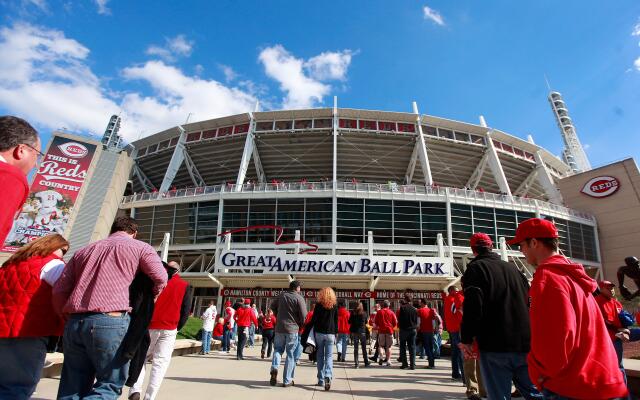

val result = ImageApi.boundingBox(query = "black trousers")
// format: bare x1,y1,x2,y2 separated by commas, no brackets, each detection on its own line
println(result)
351,332,368,366
399,329,416,367
237,326,248,359
261,329,274,357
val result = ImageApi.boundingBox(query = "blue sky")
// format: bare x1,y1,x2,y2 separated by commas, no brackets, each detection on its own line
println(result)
0,0,639,168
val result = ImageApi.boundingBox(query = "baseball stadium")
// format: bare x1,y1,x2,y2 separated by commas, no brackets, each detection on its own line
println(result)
119,100,600,313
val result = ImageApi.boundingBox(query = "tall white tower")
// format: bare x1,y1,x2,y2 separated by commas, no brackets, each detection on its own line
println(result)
101,115,123,150
548,91,591,173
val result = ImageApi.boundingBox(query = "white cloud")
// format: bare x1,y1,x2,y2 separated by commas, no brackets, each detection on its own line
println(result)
24,0,47,11
94,0,110,15
258,45,353,109
423,5,445,26
0,23,257,142
219,64,238,82
634,56,640,71
633,22,640,37
146,34,193,62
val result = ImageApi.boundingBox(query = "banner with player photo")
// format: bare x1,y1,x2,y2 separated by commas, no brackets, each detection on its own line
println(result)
2,135,98,252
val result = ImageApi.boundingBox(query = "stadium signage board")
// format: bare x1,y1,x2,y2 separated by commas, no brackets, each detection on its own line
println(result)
221,288,444,299
2,135,97,252
217,250,452,276
581,176,620,198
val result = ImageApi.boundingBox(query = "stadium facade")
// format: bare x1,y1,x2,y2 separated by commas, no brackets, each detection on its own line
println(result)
121,100,600,313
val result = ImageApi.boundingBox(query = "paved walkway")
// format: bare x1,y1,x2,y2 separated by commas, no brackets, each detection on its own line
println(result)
33,346,467,399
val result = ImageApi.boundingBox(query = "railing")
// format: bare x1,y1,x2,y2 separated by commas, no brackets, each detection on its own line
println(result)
121,181,595,222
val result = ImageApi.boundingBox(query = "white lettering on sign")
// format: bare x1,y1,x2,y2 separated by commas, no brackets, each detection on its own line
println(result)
581,176,620,198
217,250,452,277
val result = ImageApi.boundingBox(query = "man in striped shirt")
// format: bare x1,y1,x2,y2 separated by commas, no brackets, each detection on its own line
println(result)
52,216,167,400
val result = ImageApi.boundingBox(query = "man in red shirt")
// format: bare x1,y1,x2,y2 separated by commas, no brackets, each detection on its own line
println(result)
595,280,628,389
53,217,167,400
235,298,258,360
444,286,464,382
336,300,351,362
509,218,627,399
129,261,192,400
374,300,398,366
417,298,436,369
0,116,41,245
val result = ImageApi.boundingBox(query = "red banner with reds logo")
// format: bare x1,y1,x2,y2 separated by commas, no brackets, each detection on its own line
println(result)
2,135,97,252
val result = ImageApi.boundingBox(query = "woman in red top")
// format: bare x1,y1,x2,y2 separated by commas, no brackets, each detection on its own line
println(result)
0,234,69,400
260,309,276,359
336,300,350,362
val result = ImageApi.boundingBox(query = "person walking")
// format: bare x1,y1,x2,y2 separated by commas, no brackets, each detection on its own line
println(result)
398,293,418,370
129,261,192,400
310,287,338,390
248,303,259,347
444,286,465,382
433,307,443,359
348,302,370,368
459,232,541,400
0,234,68,400
0,116,41,245
260,309,276,359
52,216,167,400
374,300,398,366
235,299,258,360
222,301,235,353
368,303,381,363
509,218,628,399
417,298,436,369
200,300,217,355
269,280,307,387
336,300,350,362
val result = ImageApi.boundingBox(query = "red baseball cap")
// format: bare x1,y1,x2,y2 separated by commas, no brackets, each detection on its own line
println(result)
507,218,559,245
244,298,252,304
470,232,493,248
598,280,615,288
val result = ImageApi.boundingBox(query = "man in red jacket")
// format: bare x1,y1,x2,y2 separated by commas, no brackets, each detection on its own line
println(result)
129,261,192,400
336,300,351,362
374,300,398,366
509,218,628,399
444,286,465,382
235,298,258,360
0,116,41,245
595,280,629,389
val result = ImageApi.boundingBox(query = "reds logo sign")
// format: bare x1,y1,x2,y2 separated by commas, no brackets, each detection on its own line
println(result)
58,142,89,158
581,176,620,198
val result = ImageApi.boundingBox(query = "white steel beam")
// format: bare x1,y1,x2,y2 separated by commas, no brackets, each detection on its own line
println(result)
132,163,156,192
465,152,489,189
513,168,538,197
480,116,512,198
235,110,262,190
534,151,563,204
405,144,418,184
412,102,433,186
160,126,205,192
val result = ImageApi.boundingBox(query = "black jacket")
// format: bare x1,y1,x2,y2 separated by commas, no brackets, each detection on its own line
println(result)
398,304,418,330
348,312,367,334
124,273,156,387
310,304,338,334
460,251,531,353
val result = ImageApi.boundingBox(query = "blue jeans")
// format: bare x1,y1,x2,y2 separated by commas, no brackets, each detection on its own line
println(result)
201,330,212,354
315,332,335,384
294,335,303,361
421,332,435,367
58,313,131,400
222,326,231,351
0,337,48,400
271,333,298,385
479,352,542,400
336,333,349,357
248,324,256,346
449,332,465,382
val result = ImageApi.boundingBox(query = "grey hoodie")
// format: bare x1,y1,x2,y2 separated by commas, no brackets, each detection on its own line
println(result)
270,290,307,334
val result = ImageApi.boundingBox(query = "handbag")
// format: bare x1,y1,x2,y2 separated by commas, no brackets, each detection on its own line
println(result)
303,327,316,355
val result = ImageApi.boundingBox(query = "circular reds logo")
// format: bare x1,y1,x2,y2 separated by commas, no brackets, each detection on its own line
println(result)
58,142,89,158
581,176,620,198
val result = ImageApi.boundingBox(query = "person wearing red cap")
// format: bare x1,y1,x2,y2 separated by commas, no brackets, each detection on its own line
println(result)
595,280,629,390
234,299,258,360
509,218,627,399
459,233,541,400
222,301,235,353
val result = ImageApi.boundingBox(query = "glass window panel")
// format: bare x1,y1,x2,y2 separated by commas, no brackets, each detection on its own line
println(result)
379,121,396,131
454,131,470,142
394,201,420,245
173,202,197,245
438,128,454,140
276,198,304,241
151,205,175,245
451,204,472,246
196,201,219,243
202,129,217,140
295,120,312,129
256,121,273,131
218,126,233,136
359,120,377,130
397,123,416,133
135,207,154,244
470,134,485,145
337,198,363,243
234,124,249,134
339,119,357,129
248,199,276,242
223,200,249,242
275,120,293,130
169,137,179,147
421,202,446,245
544,216,570,257
568,221,585,260
494,208,516,244
365,199,392,244
422,125,437,136
313,119,332,129
186,132,200,142
305,198,332,242
581,224,598,262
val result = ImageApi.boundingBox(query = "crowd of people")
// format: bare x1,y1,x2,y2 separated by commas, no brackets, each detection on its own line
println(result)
0,115,636,399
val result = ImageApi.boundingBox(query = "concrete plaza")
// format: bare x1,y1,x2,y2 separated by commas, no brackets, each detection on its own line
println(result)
33,346,467,399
